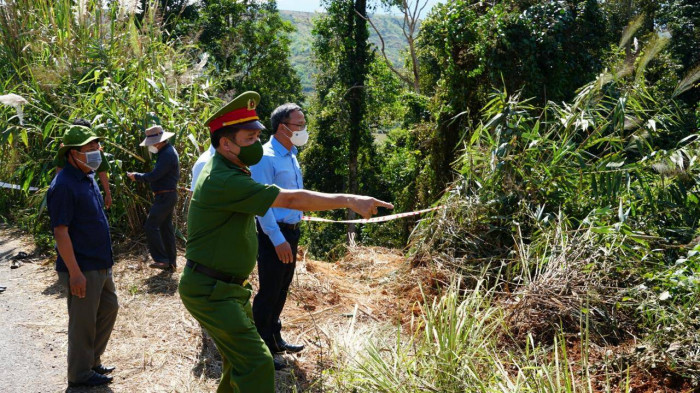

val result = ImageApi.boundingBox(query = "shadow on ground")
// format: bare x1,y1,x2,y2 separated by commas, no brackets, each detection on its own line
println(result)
189,327,308,391
143,269,178,295
191,326,222,380
42,276,66,298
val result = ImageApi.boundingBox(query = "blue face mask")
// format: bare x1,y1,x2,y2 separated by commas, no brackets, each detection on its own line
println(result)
76,150,102,171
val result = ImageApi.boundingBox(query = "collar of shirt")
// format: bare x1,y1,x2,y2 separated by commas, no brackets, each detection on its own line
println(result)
158,143,173,155
271,136,297,157
215,151,251,175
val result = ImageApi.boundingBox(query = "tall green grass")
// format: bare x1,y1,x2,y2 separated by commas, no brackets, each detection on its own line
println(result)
325,206,666,391
0,0,219,244
324,273,631,392
393,22,700,388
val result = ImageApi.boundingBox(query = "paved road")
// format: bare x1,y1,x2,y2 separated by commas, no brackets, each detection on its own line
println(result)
0,227,68,392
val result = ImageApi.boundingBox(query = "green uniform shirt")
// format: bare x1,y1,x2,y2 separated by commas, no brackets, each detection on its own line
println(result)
186,152,280,278
54,151,110,173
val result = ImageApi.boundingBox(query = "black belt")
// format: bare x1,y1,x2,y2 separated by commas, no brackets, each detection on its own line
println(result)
185,260,247,285
278,222,300,230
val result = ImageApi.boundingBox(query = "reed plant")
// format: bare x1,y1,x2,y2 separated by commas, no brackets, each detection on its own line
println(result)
324,271,632,392
400,21,700,387
0,0,220,244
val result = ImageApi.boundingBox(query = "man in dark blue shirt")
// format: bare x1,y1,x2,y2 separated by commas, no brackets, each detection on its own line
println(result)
127,125,180,271
47,125,119,388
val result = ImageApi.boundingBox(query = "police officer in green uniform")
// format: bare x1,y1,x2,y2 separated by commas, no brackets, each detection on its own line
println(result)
179,91,393,393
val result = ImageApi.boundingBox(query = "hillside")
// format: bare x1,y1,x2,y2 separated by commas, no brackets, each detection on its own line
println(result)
281,10,413,93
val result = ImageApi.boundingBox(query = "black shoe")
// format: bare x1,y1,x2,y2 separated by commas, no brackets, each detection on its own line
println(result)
68,373,113,387
92,364,115,375
265,339,283,354
276,338,305,353
273,358,286,371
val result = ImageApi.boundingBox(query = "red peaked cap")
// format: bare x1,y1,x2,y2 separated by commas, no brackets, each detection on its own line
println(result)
205,91,265,133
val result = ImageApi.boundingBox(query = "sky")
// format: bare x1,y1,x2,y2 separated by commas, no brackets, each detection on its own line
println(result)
276,0,443,15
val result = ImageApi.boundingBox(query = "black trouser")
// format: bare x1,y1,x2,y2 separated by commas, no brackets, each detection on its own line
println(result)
144,191,177,266
253,222,300,347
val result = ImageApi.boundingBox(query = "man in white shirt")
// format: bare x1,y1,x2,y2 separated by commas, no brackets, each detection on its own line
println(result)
190,144,216,190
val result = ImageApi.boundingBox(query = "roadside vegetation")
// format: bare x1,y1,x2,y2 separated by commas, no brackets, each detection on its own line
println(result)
326,41,700,390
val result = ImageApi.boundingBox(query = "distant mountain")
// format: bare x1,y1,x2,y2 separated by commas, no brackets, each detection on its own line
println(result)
280,10,413,94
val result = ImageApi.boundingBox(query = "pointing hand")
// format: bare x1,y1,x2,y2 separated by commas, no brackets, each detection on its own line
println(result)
349,196,394,219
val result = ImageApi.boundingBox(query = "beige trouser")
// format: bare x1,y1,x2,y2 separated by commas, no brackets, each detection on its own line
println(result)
58,268,119,384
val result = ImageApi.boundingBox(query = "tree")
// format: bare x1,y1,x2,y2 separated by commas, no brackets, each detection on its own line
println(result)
363,0,428,92
195,0,303,119
346,0,371,237
137,0,199,39
415,0,613,202
302,0,380,256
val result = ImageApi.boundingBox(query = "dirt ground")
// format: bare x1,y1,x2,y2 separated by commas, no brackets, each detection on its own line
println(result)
0,225,420,393
2,224,690,393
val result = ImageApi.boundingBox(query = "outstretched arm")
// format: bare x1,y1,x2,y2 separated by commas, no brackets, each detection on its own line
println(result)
129,155,173,183
271,189,393,219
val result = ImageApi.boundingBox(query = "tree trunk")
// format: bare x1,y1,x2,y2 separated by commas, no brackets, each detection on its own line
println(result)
346,0,368,242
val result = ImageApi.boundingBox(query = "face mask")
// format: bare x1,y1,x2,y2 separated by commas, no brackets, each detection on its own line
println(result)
75,150,102,171
283,124,309,146
148,145,159,154
290,129,309,146
230,139,263,166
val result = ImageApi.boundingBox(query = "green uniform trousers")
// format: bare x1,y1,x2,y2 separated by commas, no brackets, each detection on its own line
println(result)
178,266,275,393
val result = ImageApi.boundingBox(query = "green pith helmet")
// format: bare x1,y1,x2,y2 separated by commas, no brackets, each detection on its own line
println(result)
55,125,102,161
204,91,265,134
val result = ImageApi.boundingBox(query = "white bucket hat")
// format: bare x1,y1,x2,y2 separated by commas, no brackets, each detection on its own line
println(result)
140,125,175,146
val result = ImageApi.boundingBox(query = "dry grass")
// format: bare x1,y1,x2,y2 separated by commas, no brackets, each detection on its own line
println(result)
5,226,694,392
278,245,427,391
16,237,427,392
502,231,633,347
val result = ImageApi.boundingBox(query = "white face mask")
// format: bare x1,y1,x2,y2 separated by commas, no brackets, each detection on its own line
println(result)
290,129,309,146
148,145,159,154
283,124,309,146
76,150,102,171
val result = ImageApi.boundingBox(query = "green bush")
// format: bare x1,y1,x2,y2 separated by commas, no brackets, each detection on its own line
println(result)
0,0,304,246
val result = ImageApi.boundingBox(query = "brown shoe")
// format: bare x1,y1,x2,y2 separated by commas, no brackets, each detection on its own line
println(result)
149,262,170,270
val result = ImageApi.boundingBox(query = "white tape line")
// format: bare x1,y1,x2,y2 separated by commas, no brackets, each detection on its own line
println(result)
0,182,38,191
302,206,445,224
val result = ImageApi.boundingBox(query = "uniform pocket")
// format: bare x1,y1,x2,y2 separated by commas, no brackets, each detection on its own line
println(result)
208,280,251,304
